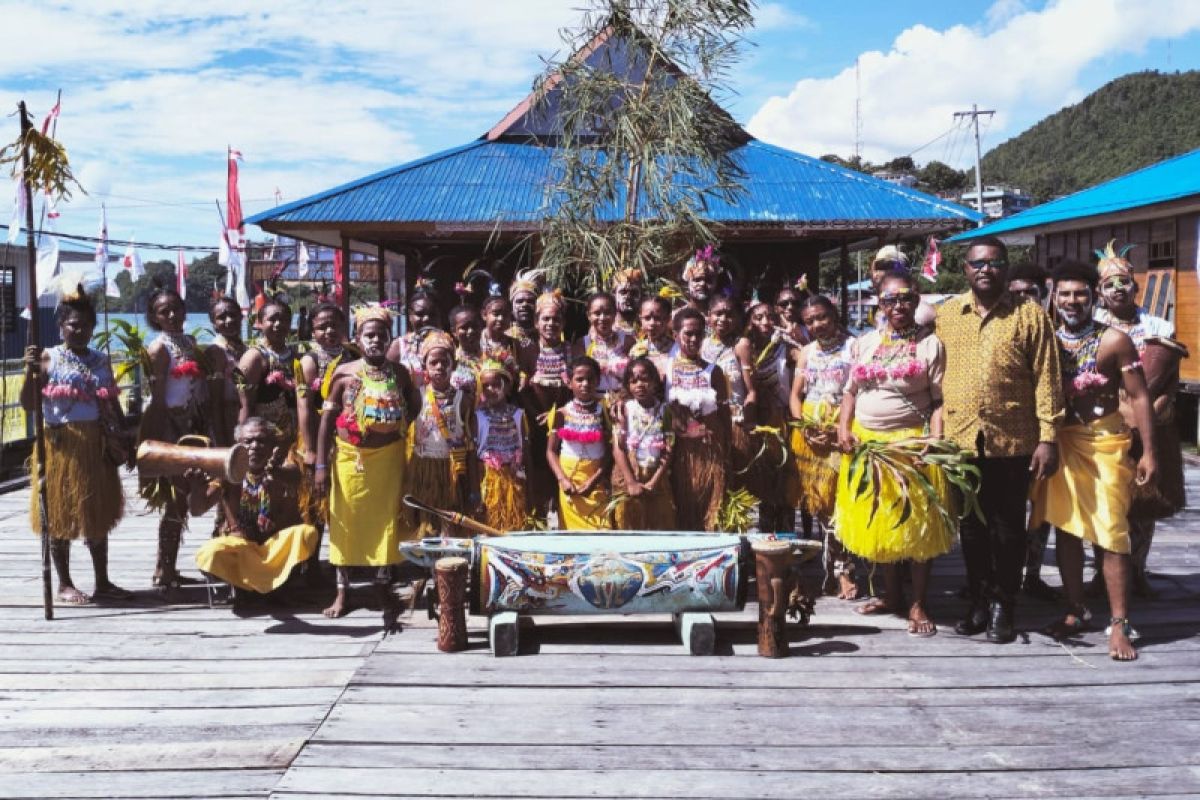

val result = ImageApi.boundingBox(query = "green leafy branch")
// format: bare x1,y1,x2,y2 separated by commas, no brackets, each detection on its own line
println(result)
847,437,983,533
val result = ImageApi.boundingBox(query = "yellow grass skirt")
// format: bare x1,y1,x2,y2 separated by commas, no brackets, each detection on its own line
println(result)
407,454,466,535
195,524,318,593
481,464,527,533
614,467,676,531
833,422,955,564
1029,412,1133,554
30,421,124,540
558,453,611,531
329,437,406,566
790,401,840,519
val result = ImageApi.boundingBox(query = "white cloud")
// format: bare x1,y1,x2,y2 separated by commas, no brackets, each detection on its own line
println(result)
747,0,1200,165
755,3,811,31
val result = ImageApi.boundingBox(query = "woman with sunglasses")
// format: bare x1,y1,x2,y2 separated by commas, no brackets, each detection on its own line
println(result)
835,272,953,637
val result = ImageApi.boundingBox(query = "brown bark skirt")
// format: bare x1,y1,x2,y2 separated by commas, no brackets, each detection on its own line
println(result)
30,421,124,540
671,434,728,532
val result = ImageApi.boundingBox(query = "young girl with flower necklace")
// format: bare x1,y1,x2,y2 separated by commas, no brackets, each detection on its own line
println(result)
612,357,675,530
667,308,731,531
736,301,798,533
408,330,480,535
140,287,207,590
701,296,754,482
449,305,486,392
518,290,572,522
628,296,675,379
204,296,247,447
22,283,131,604
572,292,630,397
835,273,951,637
238,299,300,448
789,295,858,599
548,356,612,530
316,308,418,619
474,360,529,532
479,296,519,385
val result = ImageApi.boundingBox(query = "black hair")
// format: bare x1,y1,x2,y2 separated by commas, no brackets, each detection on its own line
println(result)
672,306,706,332
145,287,185,331
622,356,664,396
1008,261,1047,284
707,294,741,316
482,295,509,314
587,291,616,311
1051,260,1099,290
207,295,241,321
878,271,916,291
257,297,292,321
449,304,480,327
408,290,443,327
567,354,601,380
310,302,346,325
799,294,838,318
640,295,672,318
966,235,1008,258
56,286,98,328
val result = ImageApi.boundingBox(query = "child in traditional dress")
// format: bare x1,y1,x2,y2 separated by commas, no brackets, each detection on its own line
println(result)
474,360,529,532
548,356,612,530
628,296,675,378
190,418,318,605
408,330,480,535
789,295,859,599
613,357,675,530
449,305,485,392
22,282,132,604
572,292,631,397
238,299,299,447
736,301,797,533
316,307,418,619
394,287,443,378
204,296,246,447
702,296,753,485
667,308,731,531
480,295,519,384
517,290,571,522
140,287,207,590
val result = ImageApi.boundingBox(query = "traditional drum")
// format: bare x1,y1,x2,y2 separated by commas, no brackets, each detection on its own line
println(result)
136,437,249,483
434,557,469,652
398,537,475,569
472,532,746,615
752,539,793,658
1131,336,1189,519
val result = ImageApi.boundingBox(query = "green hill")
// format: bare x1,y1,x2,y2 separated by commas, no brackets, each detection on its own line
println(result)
981,70,1200,202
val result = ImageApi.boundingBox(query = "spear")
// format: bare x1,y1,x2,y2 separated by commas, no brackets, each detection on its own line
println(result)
18,101,53,620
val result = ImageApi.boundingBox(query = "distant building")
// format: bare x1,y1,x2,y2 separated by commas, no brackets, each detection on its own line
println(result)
958,185,1033,220
873,171,918,188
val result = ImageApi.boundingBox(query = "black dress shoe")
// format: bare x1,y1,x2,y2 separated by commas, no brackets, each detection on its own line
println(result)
954,605,989,636
987,601,1016,644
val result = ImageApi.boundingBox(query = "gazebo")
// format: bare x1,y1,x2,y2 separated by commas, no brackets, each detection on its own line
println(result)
247,28,979,316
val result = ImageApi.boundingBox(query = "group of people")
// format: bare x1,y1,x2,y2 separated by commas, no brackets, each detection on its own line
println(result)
22,235,1185,661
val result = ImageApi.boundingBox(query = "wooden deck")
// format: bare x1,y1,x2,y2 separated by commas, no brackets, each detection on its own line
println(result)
1,469,1198,799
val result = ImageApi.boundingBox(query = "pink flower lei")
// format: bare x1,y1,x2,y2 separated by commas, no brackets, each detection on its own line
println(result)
266,369,296,391
170,359,204,380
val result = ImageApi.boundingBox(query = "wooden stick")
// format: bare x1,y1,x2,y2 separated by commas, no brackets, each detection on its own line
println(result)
401,495,503,537
18,101,53,621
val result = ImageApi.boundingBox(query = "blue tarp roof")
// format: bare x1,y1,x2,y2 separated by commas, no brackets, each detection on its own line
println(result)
247,138,980,231
948,147,1200,242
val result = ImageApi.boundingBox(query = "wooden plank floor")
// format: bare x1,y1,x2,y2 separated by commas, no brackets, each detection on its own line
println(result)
1,468,1198,798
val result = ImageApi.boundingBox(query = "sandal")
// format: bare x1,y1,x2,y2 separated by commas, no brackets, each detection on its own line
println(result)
1042,605,1092,641
907,615,937,638
854,597,897,616
1104,617,1140,641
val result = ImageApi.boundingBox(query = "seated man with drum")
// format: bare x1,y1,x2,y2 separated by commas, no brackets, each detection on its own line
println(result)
189,417,318,605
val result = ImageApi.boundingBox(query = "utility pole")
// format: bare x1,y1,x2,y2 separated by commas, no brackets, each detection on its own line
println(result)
954,104,995,226
853,58,862,164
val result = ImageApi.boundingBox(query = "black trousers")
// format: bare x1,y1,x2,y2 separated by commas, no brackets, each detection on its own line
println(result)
959,454,1032,606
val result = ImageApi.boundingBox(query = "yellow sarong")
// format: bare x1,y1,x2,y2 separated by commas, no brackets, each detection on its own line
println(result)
1029,412,1132,554
195,525,318,593
833,422,955,564
558,453,611,531
329,436,407,566
789,400,841,519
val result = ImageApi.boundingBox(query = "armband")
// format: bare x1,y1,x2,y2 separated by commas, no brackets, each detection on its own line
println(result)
1120,360,1143,373
321,400,338,412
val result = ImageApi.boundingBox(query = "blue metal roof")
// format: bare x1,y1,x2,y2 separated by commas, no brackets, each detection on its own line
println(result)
247,138,981,230
948,147,1200,242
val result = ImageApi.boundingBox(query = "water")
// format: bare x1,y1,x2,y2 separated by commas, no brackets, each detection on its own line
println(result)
92,312,218,349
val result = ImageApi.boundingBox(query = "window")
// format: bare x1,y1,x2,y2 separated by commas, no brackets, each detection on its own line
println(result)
1149,219,1176,270
1140,269,1174,320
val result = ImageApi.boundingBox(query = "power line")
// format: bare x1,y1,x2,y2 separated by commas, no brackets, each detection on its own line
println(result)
0,223,222,253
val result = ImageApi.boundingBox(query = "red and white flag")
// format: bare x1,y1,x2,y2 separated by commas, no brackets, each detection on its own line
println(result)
221,148,250,308
39,99,60,136
96,204,119,298
177,249,188,300
122,238,144,280
296,240,310,279
921,236,941,280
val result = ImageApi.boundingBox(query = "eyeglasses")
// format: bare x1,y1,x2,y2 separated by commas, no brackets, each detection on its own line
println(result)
879,291,920,307
965,258,1008,271
1101,277,1135,291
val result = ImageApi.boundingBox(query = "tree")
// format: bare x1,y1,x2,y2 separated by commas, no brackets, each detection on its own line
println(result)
535,0,754,291
918,160,967,194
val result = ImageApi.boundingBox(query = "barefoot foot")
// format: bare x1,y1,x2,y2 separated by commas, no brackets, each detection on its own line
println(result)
837,574,860,601
854,596,901,616
907,604,937,637
1107,618,1139,661
57,586,91,605
323,590,349,619
92,582,134,601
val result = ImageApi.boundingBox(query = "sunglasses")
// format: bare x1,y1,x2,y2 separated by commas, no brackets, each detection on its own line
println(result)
879,291,919,307
965,258,1009,271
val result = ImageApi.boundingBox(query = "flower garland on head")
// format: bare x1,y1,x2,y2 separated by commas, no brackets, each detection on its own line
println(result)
682,244,720,282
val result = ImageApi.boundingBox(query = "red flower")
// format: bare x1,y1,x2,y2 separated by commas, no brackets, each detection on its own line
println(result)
335,412,363,446
170,360,204,379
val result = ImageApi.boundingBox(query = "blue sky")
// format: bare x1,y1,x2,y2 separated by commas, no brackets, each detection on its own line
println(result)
3,0,1199,260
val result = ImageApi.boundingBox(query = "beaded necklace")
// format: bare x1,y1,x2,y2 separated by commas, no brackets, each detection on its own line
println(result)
452,347,483,391
255,342,296,393
238,472,272,536
851,326,923,384
585,330,628,390
43,346,116,406
161,332,203,380
559,399,605,445
625,400,669,471
531,341,569,387
804,334,853,405
1057,323,1109,397
478,404,523,469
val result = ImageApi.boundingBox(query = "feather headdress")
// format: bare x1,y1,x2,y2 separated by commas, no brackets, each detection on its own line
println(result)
1095,239,1135,282
682,244,721,281
353,303,393,328
509,268,545,301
